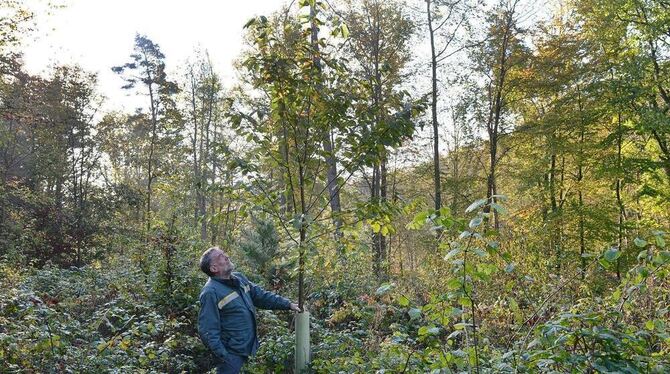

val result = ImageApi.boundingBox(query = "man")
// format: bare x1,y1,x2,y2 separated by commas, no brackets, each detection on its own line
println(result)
198,246,300,374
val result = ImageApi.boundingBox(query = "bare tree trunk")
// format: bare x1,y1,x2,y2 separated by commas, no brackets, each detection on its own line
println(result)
380,152,388,279
310,5,343,237
146,79,157,237
549,150,559,272
371,5,387,280
485,5,516,231
189,68,201,236
616,112,626,280
209,110,219,245
576,85,587,277
371,162,383,278
201,59,216,242
647,38,670,180
577,136,586,277
427,0,441,213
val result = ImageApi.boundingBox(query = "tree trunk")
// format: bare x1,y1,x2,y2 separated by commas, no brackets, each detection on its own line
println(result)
310,5,343,237
189,69,201,236
576,85,586,278
145,68,158,238
380,153,388,280
485,7,516,231
427,0,441,213
616,112,626,280
201,61,216,242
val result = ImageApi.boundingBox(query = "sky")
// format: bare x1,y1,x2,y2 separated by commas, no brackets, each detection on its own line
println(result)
21,0,287,111
18,0,549,157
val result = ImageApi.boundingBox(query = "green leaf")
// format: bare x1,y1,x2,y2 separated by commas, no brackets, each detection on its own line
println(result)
292,215,304,231
465,199,487,213
458,231,472,239
477,263,496,276
634,237,648,248
645,320,655,330
637,250,648,261
447,330,462,340
454,322,474,330
397,295,410,307
243,18,256,29
408,308,421,320
375,283,393,296
490,203,507,214
97,341,108,352
380,225,389,236
603,248,621,262
408,211,429,230
439,206,451,217
656,234,666,248
340,23,350,38
458,296,472,307
527,338,541,349
656,251,670,265
473,248,487,257
637,266,649,278
445,248,461,260
447,278,462,290
469,216,483,229
370,222,381,233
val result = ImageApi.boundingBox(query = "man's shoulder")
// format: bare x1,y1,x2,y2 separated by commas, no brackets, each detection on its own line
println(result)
232,272,249,282
199,278,222,297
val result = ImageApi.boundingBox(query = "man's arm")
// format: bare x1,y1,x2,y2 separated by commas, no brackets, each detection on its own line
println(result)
248,281,292,310
238,275,297,310
198,291,228,360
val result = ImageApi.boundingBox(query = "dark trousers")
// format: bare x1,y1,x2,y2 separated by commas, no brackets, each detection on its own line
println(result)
216,354,247,374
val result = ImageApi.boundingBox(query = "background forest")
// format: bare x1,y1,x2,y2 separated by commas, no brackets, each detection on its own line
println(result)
1,0,669,372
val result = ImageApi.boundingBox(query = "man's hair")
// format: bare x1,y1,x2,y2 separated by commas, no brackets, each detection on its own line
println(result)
199,247,219,277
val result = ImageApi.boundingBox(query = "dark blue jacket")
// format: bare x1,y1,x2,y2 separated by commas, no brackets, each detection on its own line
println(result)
198,272,291,360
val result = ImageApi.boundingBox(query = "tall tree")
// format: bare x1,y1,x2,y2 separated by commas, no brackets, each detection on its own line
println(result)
512,6,601,273
52,66,102,265
184,51,222,241
310,3,344,238
576,0,670,274
112,35,180,236
425,0,474,212
342,0,415,279
472,0,527,229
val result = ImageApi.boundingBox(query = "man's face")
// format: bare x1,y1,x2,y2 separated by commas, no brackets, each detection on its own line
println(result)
209,249,234,277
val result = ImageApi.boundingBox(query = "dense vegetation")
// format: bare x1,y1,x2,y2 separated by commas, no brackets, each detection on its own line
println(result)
1,0,669,372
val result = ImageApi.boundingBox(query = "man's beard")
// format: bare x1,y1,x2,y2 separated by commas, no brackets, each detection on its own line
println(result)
221,262,235,277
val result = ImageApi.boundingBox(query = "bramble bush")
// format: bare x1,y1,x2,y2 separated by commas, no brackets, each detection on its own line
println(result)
0,250,208,373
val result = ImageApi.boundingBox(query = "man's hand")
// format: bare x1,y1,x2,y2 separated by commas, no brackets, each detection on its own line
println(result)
289,303,302,312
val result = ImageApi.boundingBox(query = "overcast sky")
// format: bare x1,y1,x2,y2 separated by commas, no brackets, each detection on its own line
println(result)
22,0,287,111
